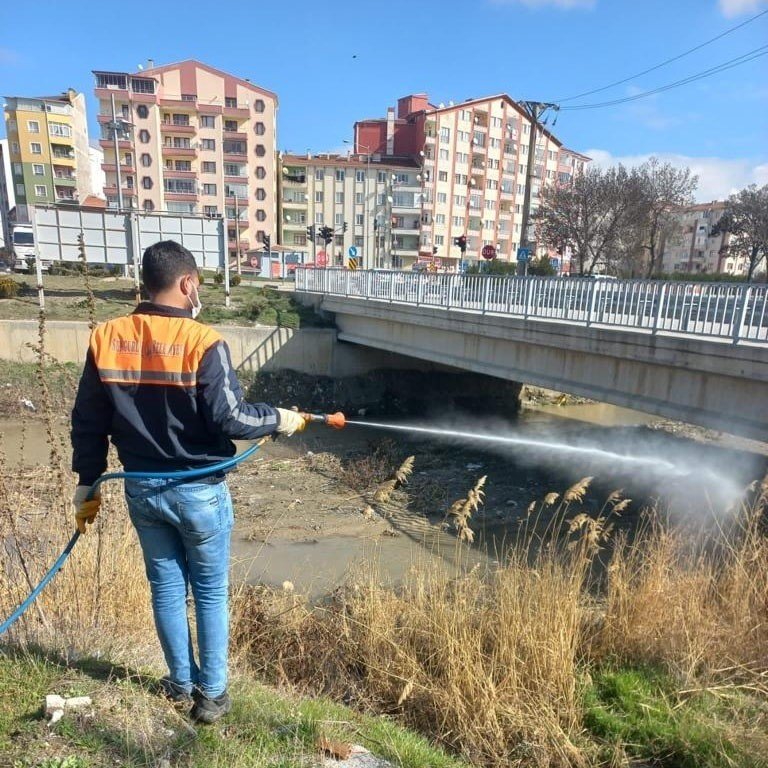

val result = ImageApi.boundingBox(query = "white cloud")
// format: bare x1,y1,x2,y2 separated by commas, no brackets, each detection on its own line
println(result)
491,0,595,9
585,149,767,201
718,0,767,17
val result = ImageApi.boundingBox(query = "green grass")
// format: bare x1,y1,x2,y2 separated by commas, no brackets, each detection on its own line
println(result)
582,667,768,768
0,649,467,768
0,274,325,329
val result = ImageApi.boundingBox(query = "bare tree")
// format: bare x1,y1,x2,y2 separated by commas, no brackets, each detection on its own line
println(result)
634,158,698,277
713,184,768,281
535,165,635,275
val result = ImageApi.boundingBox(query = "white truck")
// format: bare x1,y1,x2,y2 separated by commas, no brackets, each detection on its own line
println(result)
11,225,36,272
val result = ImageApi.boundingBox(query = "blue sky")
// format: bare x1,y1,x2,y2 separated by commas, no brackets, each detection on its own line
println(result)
1,0,766,200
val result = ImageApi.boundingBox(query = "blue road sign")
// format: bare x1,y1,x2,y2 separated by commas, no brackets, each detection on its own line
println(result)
348,245,358,258
517,247,531,262
551,257,560,269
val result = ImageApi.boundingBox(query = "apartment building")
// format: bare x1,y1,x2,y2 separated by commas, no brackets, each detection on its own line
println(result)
3,90,93,223
93,59,278,262
0,141,11,249
355,94,587,266
279,153,421,267
660,202,746,275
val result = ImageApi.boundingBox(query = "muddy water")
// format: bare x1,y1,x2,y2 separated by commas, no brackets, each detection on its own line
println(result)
3,405,766,599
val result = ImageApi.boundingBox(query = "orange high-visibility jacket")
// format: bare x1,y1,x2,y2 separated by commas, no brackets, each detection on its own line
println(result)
71,303,279,485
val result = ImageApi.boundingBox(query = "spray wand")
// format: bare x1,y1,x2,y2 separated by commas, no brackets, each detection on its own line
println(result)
300,411,347,430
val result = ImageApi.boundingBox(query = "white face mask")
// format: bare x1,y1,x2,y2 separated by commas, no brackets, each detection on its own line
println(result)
189,284,202,319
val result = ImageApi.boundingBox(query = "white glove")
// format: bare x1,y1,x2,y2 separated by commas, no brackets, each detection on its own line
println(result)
275,408,307,437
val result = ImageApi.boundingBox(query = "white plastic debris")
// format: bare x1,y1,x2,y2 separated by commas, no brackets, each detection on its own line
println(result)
45,694,92,725
20,398,36,411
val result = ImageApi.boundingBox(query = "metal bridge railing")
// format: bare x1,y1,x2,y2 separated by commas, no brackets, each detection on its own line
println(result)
295,268,768,345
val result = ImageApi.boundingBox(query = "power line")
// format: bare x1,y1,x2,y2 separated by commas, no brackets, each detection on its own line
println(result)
559,44,768,111
555,8,768,103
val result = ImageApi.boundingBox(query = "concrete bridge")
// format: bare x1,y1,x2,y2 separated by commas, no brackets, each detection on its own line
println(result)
296,269,768,442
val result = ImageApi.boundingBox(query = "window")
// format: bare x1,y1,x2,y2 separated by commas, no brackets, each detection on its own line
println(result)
335,235,343,246
456,152,468,164
334,213,343,226
202,183,217,195
517,184,525,194
124,152,133,167
125,176,134,189
454,194,466,206
315,169,324,181
139,176,151,189
355,236,364,247
30,142,42,155
292,233,306,246
440,126,450,143
377,193,385,205
335,169,345,181
129,77,154,94
485,200,495,210
435,235,444,245
515,204,521,213
27,120,40,133
204,205,218,216
458,130,470,142
175,160,191,171
254,122,265,136
140,153,152,167
355,170,365,182
166,136,191,149
35,184,47,197
256,209,266,222
143,200,155,212
32,164,45,176
435,213,446,224
487,179,498,190
438,171,448,182
138,129,150,143
377,171,386,182
314,191,323,203
225,96,238,108
255,188,266,201
199,115,216,128
355,214,364,226
439,148,449,161
254,144,266,157
167,202,196,213
15,183,24,196
254,99,265,113
335,192,344,204
437,192,447,204
452,216,464,227
136,104,149,119
488,158,499,170
202,161,217,173
164,178,196,194
11,142,19,154
202,139,216,151
489,137,501,149
459,109,471,121
548,150,556,161
255,166,266,179
315,213,323,224
473,131,485,148
224,120,238,131
355,192,363,204
491,116,503,128
484,219,494,229
454,174,467,185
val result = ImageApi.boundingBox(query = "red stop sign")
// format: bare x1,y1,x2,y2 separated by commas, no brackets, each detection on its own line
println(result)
481,244,496,260
317,250,328,267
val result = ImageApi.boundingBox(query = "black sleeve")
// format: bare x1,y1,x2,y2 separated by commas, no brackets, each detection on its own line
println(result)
71,348,113,486
197,340,280,440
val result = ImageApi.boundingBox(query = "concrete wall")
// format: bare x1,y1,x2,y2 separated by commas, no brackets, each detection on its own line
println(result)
0,319,438,378
319,296,768,442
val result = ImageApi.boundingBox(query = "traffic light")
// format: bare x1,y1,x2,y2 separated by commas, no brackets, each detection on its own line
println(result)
263,234,271,250
432,246,438,255
319,226,333,245
306,225,316,241
453,235,467,253
342,221,348,233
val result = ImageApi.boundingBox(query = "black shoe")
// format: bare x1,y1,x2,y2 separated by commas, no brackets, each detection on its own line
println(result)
159,676,194,704
191,689,232,724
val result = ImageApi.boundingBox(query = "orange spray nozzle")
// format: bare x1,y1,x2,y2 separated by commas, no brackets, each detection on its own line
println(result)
299,411,347,430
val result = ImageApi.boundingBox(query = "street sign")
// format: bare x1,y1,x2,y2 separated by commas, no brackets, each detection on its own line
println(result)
481,244,496,260
348,257,358,271
435,257,442,267
516,247,531,263
249,255,259,268
317,250,328,267
551,257,560,270
348,245,358,258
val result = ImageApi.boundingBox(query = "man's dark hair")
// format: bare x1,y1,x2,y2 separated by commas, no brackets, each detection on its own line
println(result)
141,240,198,294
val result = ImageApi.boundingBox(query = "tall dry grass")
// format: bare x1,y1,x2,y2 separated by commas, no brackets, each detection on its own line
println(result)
231,478,768,767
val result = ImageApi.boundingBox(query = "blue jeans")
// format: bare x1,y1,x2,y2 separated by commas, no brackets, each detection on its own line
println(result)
124,477,234,697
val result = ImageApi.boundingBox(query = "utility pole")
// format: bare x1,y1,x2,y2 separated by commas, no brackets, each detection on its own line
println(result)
233,194,242,276
518,101,558,276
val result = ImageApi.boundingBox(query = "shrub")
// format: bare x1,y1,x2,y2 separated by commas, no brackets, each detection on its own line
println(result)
246,294,270,320
0,276,19,298
230,273,242,287
197,270,205,284
213,271,224,285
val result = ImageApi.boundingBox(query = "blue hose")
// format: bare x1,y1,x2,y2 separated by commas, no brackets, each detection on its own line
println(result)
0,443,261,637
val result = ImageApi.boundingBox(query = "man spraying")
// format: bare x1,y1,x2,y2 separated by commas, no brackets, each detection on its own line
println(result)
71,240,307,723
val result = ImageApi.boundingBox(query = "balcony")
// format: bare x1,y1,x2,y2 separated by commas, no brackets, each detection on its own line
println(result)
223,105,250,119
163,168,196,178
101,162,134,175
158,97,198,111
223,130,247,141
52,175,76,186
103,185,137,197
162,145,196,157
99,138,131,151
161,122,195,134
165,192,199,202
223,151,247,162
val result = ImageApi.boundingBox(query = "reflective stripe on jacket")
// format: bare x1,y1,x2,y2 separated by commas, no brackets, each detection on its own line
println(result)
71,302,280,485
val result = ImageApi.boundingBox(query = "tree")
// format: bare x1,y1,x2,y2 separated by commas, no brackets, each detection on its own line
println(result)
527,255,557,276
713,184,768,281
535,165,636,275
633,158,697,278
